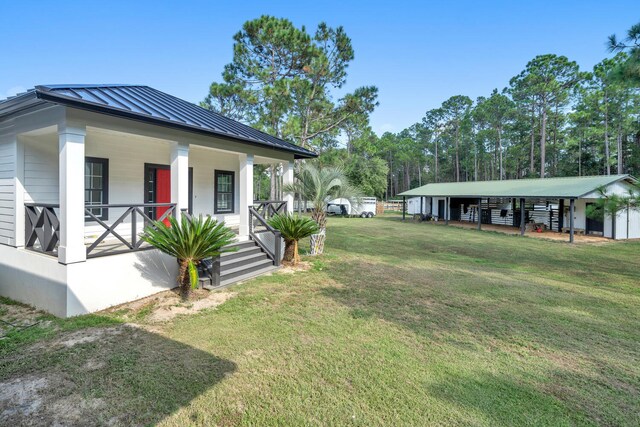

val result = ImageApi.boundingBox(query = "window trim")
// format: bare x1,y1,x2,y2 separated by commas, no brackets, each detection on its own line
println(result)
85,157,109,221
214,170,235,214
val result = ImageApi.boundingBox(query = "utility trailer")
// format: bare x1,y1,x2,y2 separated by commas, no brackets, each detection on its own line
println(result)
326,197,377,218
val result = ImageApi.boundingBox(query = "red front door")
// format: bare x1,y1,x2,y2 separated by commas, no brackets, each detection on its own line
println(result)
155,169,171,226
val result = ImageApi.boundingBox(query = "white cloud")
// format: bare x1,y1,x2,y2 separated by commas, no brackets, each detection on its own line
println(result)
375,123,396,135
3,85,27,99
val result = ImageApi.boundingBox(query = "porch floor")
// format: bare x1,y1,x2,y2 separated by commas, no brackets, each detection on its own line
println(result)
84,225,241,257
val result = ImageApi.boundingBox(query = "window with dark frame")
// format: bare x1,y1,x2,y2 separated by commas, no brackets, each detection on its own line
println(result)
85,157,109,220
215,170,234,214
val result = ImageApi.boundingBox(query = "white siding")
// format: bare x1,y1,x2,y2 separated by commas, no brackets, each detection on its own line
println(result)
0,134,16,245
407,197,431,215
583,181,640,239
23,136,59,204
83,132,242,239
189,145,240,227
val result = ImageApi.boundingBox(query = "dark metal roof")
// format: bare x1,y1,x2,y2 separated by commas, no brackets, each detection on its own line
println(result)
2,84,316,159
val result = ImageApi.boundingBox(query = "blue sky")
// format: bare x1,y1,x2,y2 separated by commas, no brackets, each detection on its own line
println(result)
1,1,638,135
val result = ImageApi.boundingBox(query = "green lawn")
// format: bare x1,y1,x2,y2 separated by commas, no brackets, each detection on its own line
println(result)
1,215,639,426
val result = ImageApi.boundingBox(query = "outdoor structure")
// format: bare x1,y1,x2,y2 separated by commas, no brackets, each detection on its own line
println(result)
399,175,640,241
406,196,431,216
0,84,316,317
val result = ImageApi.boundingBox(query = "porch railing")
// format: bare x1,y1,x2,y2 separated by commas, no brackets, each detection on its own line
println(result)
253,200,287,220
24,202,177,258
249,206,282,267
84,203,176,258
25,203,60,256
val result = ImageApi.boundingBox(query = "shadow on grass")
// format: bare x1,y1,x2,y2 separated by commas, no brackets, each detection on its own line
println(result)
320,257,640,425
0,321,236,426
327,217,640,290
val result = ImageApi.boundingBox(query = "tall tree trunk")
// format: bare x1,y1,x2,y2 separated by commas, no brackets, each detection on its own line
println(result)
540,107,547,178
579,129,583,177
474,144,478,181
455,126,460,182
434,139,439,183
404,163,410,192
617,123,623,174
553,103,559,175
530,106,535,176
388,155,393,198
497,127,503,180
604,92,611,175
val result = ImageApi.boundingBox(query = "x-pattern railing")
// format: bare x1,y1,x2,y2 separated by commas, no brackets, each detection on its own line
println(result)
84,203,176,257
25,203,60,254
253,200,287,220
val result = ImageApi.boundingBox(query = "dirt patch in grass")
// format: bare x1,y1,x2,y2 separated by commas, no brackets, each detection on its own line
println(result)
103,288,236,324
279,260,313,274
1,323,236,426
0,373,107,426
0,301,52,338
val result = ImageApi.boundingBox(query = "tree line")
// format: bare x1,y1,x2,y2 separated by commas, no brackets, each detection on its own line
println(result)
203,17,640,200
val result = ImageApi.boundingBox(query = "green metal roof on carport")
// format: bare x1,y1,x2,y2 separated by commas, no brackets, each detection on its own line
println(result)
398,175,637,199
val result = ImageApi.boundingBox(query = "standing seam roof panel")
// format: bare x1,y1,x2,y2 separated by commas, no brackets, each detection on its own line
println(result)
16,84,316,158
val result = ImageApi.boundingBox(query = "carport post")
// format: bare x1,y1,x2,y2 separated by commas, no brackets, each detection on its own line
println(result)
420,196,424,216
477,198,482,230
402,196,406,221
445,197,449,225
520,198,525,236
569,198,575,243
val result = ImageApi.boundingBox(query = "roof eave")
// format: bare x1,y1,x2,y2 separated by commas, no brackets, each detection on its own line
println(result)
35,89,317,159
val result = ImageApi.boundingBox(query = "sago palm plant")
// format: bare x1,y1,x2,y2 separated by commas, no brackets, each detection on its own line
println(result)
268,214,319,265
141,215,237,300
284,164,360,255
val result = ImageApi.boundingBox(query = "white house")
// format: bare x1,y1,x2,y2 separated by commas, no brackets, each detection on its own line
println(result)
0,84,316,317
399,175,640,241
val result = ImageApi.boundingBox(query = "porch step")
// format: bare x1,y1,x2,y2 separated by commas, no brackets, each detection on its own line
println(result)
221,251,269,270
202,265,279,290
198,239,277,289
220,243,263,261
221,258,274,281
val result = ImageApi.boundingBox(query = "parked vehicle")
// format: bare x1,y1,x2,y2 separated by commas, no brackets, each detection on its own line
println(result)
326,197,377,218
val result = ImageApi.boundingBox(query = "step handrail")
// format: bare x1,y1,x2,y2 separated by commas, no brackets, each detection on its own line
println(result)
249,206,282,267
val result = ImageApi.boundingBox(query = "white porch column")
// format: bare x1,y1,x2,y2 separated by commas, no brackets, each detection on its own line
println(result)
58,125,86,264
170,142,190,217
14,134,25,247
282,160,294,214
239,153,254,237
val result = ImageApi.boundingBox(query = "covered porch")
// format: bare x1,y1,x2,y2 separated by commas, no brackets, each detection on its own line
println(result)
16,115,295,264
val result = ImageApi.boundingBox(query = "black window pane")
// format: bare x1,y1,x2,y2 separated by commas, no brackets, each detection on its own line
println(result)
85,158,108,220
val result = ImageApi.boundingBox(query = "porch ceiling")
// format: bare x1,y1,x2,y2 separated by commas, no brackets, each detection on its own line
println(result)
3,85,317,159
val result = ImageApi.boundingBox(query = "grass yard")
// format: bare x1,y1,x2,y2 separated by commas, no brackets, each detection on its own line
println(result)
1,214,639,426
